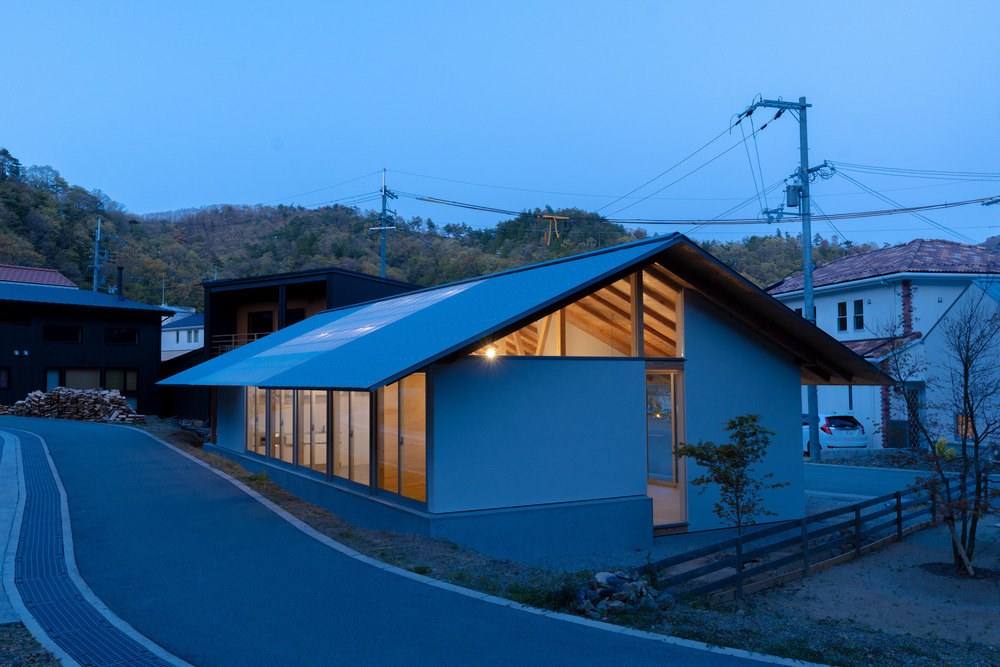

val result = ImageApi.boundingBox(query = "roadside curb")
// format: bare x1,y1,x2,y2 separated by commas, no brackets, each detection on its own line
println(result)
0,427,193,667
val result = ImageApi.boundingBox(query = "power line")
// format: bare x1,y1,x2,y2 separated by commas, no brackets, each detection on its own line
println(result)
604,110,786,218
260,170,383,204
830,162,1000,180
835,171,981,245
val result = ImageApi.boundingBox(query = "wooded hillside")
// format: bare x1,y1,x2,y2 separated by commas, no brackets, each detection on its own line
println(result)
0,147,883,310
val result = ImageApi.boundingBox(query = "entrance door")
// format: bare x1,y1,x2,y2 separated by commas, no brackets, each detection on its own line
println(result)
646,370,685,527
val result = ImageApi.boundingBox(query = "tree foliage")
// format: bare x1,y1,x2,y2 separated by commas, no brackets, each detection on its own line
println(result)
0,146,878,311
676,414,788,535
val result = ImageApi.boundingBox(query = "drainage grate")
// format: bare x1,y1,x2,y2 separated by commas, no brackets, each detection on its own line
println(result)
13,431,174,667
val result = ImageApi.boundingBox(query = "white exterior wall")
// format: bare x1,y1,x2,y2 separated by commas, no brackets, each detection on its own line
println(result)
429,357,647,514
682,292,805,530
774,275,977,444
216,386,245,452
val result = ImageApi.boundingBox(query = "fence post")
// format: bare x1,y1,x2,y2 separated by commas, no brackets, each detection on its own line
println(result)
854,505,862,559
930,483,937,524
800,516,810,579
895,491,903,540
735,534,744,601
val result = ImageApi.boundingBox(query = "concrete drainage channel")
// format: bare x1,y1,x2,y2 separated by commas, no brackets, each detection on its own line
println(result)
7,429,179,667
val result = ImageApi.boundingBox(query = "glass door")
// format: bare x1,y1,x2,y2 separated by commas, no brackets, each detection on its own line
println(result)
646,372,676,483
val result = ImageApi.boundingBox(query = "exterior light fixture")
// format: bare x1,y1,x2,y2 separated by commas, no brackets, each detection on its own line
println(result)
486,347,497,359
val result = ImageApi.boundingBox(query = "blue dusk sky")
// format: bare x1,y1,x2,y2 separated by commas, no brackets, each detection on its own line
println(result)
3,1,999,245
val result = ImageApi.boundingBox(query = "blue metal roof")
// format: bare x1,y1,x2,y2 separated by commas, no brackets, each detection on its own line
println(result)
162,313,205,330
0,282,170,314
161,234,683,390
160,232,891,390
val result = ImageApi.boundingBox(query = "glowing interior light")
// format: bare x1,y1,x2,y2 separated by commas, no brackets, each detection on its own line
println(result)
486,347,497,358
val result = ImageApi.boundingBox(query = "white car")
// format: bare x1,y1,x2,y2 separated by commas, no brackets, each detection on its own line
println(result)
802,413,868,453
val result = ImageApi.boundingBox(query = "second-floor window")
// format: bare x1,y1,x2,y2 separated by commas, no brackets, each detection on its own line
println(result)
836,302,848,332
853,299,864,330
44,325,82,343
106,327,139,345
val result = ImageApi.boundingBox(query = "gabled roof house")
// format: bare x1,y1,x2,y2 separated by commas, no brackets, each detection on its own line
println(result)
164,234,886,560
1,265,169,413
767,239,1000,449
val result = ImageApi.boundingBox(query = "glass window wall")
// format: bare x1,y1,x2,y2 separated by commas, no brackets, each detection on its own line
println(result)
270,389,295,464
298,390,328,474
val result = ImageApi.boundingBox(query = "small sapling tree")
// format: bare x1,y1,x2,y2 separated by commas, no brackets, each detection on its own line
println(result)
676,414,789,535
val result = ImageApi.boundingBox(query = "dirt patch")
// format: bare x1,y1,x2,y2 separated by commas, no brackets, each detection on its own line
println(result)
758,522,1000,647
0,622,60,665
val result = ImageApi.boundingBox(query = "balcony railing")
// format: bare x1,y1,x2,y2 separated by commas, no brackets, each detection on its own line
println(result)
211,332,271,356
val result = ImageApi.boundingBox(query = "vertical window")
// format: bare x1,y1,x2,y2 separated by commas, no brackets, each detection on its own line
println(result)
646,372,677,483
270,389,295,464
187,330,193,343
836,302,847,332
297,390,328,474
378,374,427,502
0,367,9,390
853,299,864,330
246,387,267,455
45,369,60,391
955,414,974,440
399,374,427,502
175,331,181,344
332,391,370,486
193,330,200,343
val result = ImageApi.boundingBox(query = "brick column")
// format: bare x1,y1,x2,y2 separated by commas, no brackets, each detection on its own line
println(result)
901,280,913,335
879,360,891,448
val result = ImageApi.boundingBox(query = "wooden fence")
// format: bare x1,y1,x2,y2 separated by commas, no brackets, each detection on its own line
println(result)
633,477,969,602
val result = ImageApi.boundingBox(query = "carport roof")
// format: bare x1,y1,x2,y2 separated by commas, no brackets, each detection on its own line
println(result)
160,234,890,391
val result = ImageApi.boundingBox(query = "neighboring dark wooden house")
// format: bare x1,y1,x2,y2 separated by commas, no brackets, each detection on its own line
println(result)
160,267,415,421
0,264,168,413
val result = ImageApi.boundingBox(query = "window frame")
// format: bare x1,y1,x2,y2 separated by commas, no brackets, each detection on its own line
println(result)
853,299,864,331
836,301,848,332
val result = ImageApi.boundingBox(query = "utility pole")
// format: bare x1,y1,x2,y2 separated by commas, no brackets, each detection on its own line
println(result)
370,168,398,278
739,96,823,462
91,218,102,291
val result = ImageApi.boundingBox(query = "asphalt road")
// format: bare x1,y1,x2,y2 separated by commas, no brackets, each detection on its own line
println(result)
803,463,931,498
0,417,777,667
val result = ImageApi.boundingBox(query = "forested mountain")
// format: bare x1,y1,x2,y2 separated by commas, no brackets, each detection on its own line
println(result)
0,147,881,310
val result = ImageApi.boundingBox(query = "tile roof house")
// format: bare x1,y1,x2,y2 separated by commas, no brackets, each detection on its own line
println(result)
767,239,1000,449
164,234,886,560
0,264,78,288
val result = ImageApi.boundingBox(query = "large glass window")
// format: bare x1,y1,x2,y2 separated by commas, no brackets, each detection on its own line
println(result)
333,391,370,486
246,387,268,455
270,389,295,464
472,265,679,358
378,374,427,502
298,390,328,474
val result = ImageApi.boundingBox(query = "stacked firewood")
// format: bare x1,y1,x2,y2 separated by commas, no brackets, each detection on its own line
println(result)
0,387,146,424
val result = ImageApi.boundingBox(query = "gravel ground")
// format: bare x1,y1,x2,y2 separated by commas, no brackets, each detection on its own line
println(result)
0,622,59,666
2,421,996,667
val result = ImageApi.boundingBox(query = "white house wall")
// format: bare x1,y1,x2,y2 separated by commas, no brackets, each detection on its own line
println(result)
682,292,805,530
429,356,647,514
